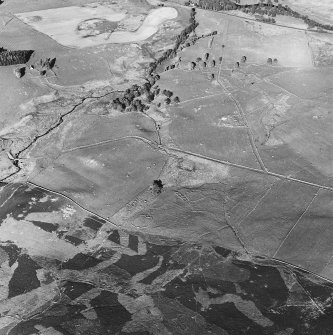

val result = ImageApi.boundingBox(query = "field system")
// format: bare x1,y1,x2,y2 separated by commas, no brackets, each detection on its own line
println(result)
0,0,333,334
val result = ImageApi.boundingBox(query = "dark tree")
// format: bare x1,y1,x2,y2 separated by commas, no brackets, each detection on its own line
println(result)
163,90,173,98
153,180,163,194
174,96,180,103
147,93,155,102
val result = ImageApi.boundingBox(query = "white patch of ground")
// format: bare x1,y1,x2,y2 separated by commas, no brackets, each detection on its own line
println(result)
0,217,83,261
16,3,126,48
79,157,102,169
16,5,178,48
60,205,76,218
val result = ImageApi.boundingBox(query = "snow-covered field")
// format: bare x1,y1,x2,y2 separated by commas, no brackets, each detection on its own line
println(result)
16,4,178,48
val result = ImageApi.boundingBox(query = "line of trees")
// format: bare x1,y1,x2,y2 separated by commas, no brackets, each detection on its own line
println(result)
148,7,198,76
0,49,34,66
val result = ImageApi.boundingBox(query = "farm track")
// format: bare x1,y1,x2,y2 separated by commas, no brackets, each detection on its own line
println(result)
164,146,333,192
272,189,321,258
217,64,268,172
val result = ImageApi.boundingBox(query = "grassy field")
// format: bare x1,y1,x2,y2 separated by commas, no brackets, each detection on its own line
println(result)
168,96,261,168
270,68,333,99
62,112,159,150
195,9,313,68
158,69,223,101
115,168,277,250
30,139,167,218
238,179,319,256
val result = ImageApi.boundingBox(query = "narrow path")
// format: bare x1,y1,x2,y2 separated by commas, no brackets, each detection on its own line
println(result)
61,135,158,153
272,189,320,257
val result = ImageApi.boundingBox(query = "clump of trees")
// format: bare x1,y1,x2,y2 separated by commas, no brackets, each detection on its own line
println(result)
188,61,196,70
0,49,34,66
152,179,163,194
267,57,278,65
197,0,237,11
163,89,173,98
